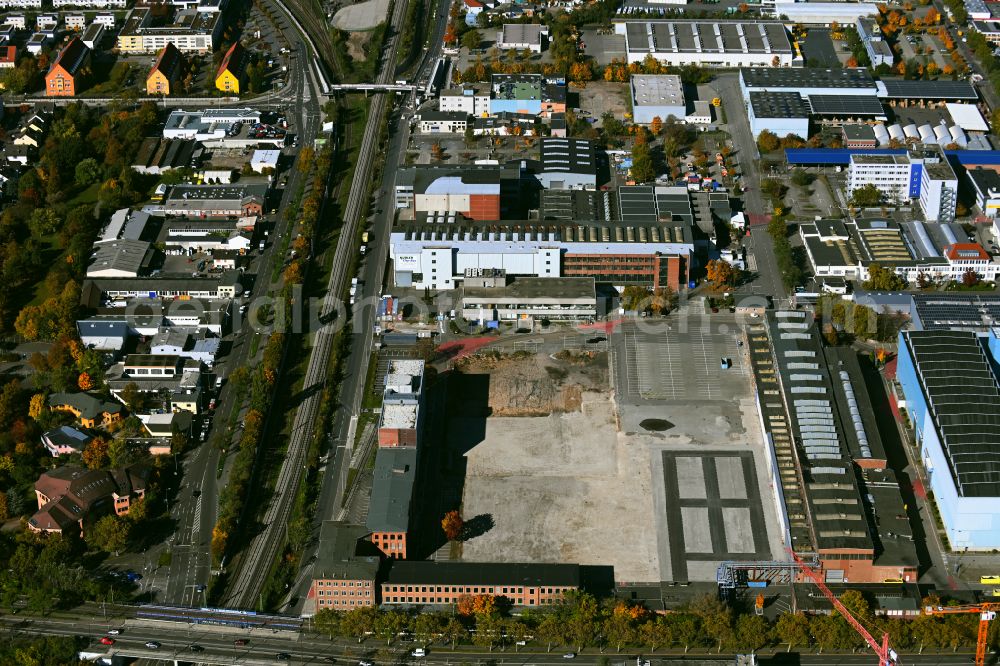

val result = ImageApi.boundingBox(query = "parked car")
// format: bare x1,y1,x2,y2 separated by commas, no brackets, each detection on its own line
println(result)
145,641,161,649
100,637,115,646
107,629,121,636
412,648,426,658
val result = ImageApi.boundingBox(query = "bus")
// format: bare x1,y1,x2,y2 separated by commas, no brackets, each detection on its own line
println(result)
980,575,1000,585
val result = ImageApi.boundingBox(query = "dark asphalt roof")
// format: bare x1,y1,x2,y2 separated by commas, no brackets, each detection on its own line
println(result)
902,329,1000,497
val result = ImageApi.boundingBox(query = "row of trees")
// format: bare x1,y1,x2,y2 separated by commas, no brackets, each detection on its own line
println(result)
210,140,335,568
758,178,804,291
313,591,992,654
815,293,909,343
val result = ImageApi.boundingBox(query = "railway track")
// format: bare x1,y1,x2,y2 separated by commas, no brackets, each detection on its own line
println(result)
222,0,411,610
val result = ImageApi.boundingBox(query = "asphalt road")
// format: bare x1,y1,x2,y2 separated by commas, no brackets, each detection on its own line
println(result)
158,0,323,608
714,74,787,302
0,611,982,666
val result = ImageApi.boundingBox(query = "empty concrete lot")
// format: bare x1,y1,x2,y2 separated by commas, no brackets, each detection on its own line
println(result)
456,314,783,584
612,315,785,582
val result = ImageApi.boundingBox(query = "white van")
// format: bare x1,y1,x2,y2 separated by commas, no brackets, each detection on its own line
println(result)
412,649,426,658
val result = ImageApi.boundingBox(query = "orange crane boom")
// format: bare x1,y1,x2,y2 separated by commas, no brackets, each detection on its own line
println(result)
788,550,898,665
923,603,1000,666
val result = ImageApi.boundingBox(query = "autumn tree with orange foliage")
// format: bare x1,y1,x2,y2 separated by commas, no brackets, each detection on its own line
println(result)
444,22,457,46
706,259,736,290
77,372,94,391
442,510,464,540
82,437,109,469
457,593,497,617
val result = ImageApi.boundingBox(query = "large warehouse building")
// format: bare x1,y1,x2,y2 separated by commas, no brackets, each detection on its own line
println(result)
896,329,1000,549
740,67,879,99
614,20,796,67
630,74,686,125
390,187,696,291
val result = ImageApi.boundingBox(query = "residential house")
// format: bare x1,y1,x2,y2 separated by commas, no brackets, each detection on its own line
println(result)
215,41,247,94
463,0,484,25
146,42,184,95
41,425,93,457
48,392,122,428
45,37,91,97
29,465,149,534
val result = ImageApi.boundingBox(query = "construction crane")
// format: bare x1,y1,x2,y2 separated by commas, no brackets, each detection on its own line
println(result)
923,603,1000,666
788,550,899,666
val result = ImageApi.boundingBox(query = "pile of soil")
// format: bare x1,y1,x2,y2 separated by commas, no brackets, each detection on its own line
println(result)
454,350,608,416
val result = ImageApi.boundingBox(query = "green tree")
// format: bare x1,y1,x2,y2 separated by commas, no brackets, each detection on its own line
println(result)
690,594,732,650
734,614,769,652
851,183,883,207
538,611,570,651
88,515,130,555
638,617,671,651
620,285,652,312
863,263,907,291
442,616,467,649
119,382,145,411
341,606,380,643
462,29,482,51
604,612,636,652
74,158,101,187
775,612,810,651
566,592,600,651
314,608,342,638
790,168,814,188
375,609,409,645
630,142,655,183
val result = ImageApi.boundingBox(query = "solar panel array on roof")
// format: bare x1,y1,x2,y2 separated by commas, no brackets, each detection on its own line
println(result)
905,330,1000,496
877,78,978,100
913,294,1000,331
807,95,887,117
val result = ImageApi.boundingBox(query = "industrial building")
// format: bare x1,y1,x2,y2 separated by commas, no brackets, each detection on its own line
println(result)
846,147,957,222
629,74,686,125
537,137,598,190
393,164,522,221
496,23,548,53
875,78,979,103
378,360,424,449
162,108,261,141
740,67,878,99
768,0,879,24
163,183,268,218
750,311,918,583
896,329,1000,549
798,217,1000,283
86,239,155,278
438,85,490,116
389,210,694,292
747,91,811,139
490,73,543,115
460,273,597,322
368,360,425,559
967,166,1000,218
856,17,894,67
614,20,795,67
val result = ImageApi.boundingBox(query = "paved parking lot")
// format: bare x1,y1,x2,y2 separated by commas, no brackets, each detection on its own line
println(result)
610,315,785,582
618,323,747,401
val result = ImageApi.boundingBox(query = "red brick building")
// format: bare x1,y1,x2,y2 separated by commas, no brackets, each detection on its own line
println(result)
563,253,686,291
380,562,581,607
309,522,382,611
29,465,149,535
